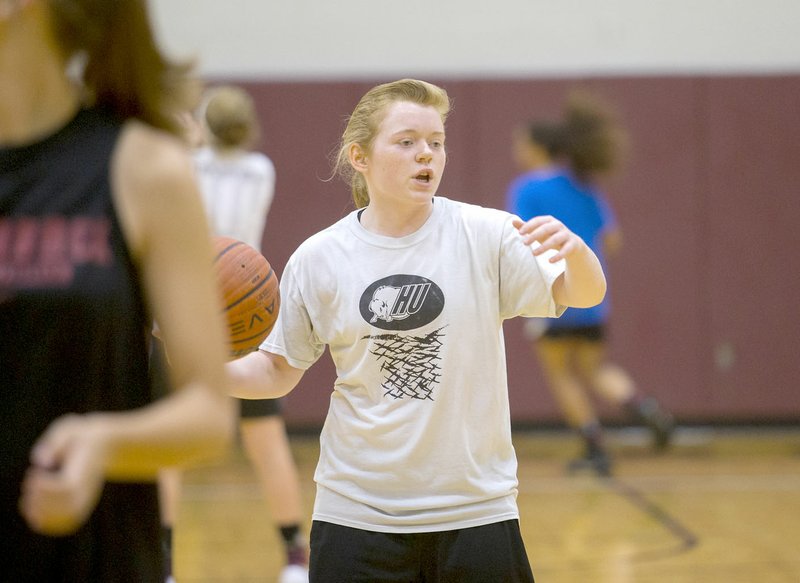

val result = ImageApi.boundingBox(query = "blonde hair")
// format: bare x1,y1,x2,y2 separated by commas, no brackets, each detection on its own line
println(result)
333,79,451,208
202,85,260,149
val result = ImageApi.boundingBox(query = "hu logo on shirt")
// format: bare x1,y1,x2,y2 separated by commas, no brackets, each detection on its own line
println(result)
360,275,445,400
359,274,444,331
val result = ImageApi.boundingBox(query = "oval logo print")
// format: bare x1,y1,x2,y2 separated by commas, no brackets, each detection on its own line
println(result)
359,274,444,331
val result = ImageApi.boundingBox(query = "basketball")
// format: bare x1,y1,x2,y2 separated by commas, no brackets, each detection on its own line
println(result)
212,236,280,358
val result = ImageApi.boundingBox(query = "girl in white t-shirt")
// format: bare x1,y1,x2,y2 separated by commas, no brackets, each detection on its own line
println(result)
227,79,607,582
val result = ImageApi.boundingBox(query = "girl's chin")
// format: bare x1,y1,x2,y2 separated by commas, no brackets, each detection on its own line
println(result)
408,184,438,197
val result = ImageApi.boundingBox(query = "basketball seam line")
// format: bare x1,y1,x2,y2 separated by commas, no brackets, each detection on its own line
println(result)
224,268,275,310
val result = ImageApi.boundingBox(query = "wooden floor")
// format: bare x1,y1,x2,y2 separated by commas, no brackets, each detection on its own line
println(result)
174,426,800,582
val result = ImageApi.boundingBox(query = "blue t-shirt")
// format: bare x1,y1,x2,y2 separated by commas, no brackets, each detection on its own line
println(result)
506,167,615,329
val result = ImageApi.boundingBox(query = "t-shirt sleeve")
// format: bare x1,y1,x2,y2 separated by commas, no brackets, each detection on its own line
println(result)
260,253,325,370
497,214,567,320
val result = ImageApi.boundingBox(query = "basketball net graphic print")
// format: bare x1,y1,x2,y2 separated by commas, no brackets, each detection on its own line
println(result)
359,274,446,401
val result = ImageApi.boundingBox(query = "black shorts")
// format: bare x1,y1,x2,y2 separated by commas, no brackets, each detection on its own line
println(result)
239,396,282,418
542,324,606,342
309,519,535,583
149,336,281,419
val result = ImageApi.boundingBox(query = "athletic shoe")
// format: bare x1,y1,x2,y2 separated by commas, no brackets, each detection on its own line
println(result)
278,563,309,583
639,397,675,451
567,449,613,477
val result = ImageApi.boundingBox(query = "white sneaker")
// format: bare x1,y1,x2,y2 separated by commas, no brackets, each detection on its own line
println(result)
278,563,309,583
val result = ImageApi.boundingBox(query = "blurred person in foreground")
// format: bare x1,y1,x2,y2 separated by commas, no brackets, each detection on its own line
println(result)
0,1,235,580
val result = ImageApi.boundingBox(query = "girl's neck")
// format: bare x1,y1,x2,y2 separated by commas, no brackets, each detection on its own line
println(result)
359,199,435,238
0,36,81,146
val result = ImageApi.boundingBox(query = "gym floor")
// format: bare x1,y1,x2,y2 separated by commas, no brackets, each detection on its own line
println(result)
174,426,800,582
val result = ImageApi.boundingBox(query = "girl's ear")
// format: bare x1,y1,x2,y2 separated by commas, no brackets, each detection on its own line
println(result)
349,143,368,172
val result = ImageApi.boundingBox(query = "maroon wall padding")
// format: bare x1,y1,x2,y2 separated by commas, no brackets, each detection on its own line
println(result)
224,75,800,428
703,77,800,419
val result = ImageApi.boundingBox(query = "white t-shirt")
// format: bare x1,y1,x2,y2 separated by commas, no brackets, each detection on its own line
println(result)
193,146,276,248
263,196,566,533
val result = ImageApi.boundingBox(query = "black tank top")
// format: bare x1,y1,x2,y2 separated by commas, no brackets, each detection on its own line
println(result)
0,109,162,581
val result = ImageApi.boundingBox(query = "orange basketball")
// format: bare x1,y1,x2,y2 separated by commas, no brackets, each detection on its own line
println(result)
212,236,280,359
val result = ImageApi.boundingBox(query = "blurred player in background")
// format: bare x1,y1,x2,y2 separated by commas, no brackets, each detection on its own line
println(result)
225,78,608,582
506,91,674,476
158,85,309,583
1,0,235,580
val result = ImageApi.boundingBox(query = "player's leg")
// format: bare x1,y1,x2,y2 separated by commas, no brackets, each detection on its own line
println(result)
149,333,181,582
239,399,309,582
157,468,182,583
572,333,636,403
536,337,596,427
574,334,674,451
535,336,611,475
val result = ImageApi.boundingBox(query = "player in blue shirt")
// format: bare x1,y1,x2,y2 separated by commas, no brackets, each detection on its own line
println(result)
506,93,674,476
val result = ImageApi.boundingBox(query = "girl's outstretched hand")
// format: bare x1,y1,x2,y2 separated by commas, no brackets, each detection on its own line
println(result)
512,215,585,263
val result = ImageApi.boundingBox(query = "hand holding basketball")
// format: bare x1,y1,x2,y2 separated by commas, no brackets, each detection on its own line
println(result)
212,237,280,358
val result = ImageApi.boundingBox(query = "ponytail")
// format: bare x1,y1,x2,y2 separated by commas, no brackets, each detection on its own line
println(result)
351,174,370,209
559,91,625,180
